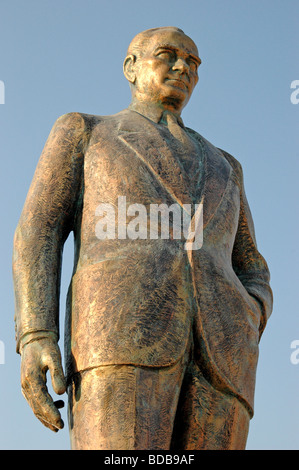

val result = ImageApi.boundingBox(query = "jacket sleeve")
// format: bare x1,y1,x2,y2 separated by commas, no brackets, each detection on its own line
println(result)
220,149,273,339
13,112,87,353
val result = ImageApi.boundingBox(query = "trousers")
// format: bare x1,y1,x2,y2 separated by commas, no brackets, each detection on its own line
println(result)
67,343,250,450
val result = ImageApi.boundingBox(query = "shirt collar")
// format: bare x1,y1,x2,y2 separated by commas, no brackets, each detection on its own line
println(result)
128,101,185,128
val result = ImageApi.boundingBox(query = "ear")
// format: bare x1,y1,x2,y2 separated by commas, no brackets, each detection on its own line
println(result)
123,54,137,84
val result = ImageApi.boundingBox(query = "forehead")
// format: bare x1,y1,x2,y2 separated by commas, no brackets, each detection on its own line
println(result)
145,30,199,58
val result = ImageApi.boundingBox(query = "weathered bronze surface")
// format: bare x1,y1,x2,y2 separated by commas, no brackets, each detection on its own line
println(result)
13,27,273,450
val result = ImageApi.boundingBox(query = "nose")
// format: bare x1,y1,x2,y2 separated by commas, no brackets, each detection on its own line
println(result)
172,58,189,74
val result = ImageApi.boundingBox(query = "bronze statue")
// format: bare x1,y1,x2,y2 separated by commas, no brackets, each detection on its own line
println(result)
13,26,273,450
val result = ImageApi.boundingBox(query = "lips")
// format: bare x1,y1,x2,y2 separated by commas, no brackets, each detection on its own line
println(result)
165,78,188,90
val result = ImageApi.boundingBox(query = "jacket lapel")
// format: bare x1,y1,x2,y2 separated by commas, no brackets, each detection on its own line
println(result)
118,110,193,209
117,110,232,229
187,129,232,228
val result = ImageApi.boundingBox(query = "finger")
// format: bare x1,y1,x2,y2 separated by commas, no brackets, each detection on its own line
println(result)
54,400,65,409
22,385,62,432
23,371,64,431
35,412,63,432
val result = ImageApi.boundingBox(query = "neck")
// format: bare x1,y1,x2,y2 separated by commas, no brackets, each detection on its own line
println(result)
130,96,183,118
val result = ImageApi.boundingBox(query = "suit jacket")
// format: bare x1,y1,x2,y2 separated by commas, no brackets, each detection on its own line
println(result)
13,108,273,415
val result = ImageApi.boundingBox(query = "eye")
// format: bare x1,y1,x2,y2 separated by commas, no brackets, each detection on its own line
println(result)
187,59,198,73
156,50,176,62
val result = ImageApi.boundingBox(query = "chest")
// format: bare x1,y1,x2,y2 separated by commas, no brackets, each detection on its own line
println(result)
83,121,205,209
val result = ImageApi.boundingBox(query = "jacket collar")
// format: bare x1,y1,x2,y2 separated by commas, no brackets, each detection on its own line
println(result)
128,101,185,128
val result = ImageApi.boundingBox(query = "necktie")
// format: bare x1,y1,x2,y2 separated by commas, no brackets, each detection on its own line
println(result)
161,111,199,176
163,111,196,152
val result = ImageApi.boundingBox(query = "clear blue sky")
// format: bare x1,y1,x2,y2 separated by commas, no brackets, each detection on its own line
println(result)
0,0,298,450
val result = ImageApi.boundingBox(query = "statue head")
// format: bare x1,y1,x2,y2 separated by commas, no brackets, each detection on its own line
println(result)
123,27,201,114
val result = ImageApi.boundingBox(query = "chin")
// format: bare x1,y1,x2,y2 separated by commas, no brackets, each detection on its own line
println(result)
162,85,189,102
163,89,189,108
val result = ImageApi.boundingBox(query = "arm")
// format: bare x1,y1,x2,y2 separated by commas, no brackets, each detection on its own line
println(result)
13,112,87,430
221,149,273,340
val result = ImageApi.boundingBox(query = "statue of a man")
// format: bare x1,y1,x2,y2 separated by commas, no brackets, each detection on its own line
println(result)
13,26,273,450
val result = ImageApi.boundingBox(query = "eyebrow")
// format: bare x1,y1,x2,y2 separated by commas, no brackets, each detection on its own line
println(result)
153,44,202,65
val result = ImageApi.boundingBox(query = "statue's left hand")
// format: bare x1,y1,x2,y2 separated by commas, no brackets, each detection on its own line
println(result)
20,338,67,432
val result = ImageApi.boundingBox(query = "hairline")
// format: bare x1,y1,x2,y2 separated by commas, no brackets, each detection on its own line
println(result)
127,27,197,60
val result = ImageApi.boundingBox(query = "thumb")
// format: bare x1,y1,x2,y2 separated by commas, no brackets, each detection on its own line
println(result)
51,365,67,395
49,359,67,395
43,348,67,395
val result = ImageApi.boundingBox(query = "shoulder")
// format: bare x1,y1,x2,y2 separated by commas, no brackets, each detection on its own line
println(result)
217,148,243,180
54,111,98,131
50,112,112,149
186,126,244,183
187,127,243,171
54,110,126,132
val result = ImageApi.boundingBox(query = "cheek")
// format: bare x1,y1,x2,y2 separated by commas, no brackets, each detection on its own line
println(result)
190,74,198,90
138,65,168,94
147,59,169,78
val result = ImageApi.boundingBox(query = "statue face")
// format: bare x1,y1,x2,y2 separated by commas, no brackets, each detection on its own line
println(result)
131,30,201,111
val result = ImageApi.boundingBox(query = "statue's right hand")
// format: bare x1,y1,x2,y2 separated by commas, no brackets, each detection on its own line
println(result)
20,338,67,432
